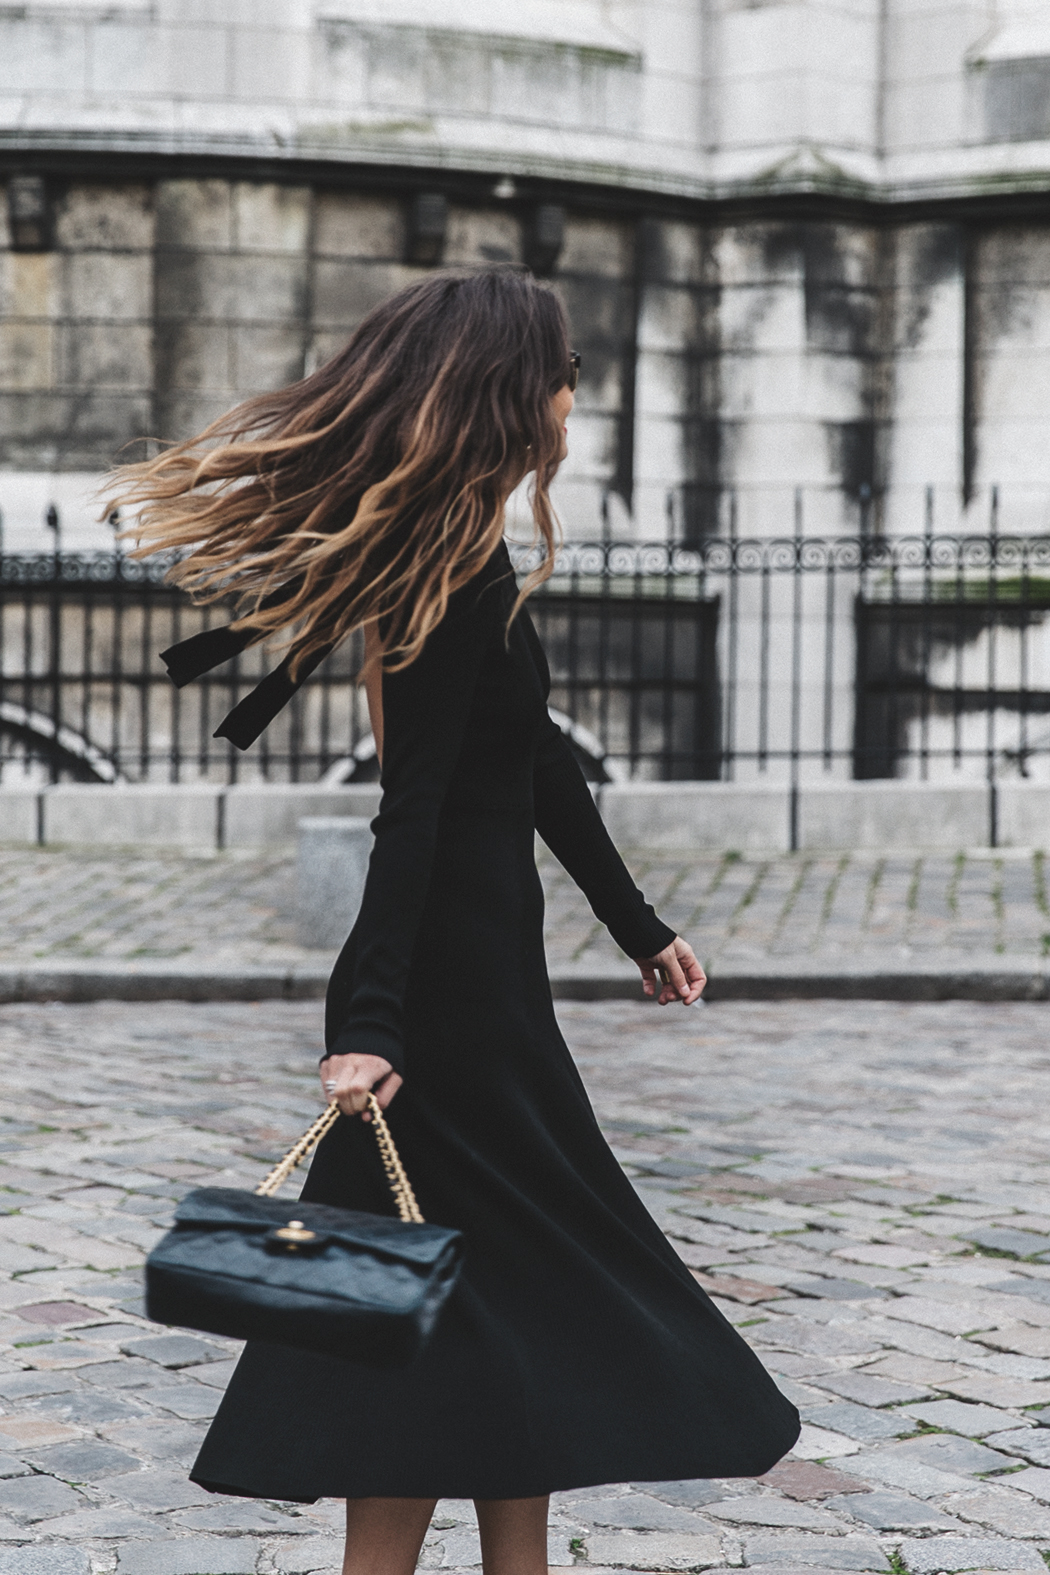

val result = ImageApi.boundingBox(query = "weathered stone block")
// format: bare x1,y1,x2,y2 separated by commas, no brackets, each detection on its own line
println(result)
702,1497,845,1529
119,1333,227,1367
313,193,403,260
997,782,1050,849
84,19,158,95
559,274,634,346
637,282,706,353
973,1427,1050,1466
979,226,1050,288
62,252,151,321
232,324,306,391
601,780,791,852
307,330,347,368
100,1468,212,1512
117,1540,260,1575
233,181,310,253
558,216,632,278
0,18,88,96
0,323,53,391
103,23,229,98
65,391,153,462
582,1530,721,1569
225,784,380,848
154,321,233,392
229,23,310,100
311,258,413,330
57,324,151,390
823,1491,961,1531
54,184,153,251
160,253,305,324
577,1495,714,1532
296,814,374,947
153,392,231,441
897,1535,1044,1571
0,250,56,318
943,1487,1050,1538
271,1536,343,1575
155,180,233,251
641,218,711,286
24,1439,139,1480
798,781,988,850
0,1473,85,1521
744,1533,889,1568
0,392,69,460
43,784,221,849
174,1501,299,1531
444,205,520,266
0,1550,89,1575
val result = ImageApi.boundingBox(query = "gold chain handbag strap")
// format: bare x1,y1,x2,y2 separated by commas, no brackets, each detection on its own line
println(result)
255,1096,424,1225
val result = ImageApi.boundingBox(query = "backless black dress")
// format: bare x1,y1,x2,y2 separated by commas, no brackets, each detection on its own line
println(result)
191,540,799,1501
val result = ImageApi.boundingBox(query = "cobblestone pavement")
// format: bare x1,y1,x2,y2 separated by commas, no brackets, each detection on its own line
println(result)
2,999,1050,1575
2,846,1050,974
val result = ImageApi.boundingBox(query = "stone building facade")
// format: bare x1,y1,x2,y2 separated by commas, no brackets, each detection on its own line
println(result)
2,0,1050,548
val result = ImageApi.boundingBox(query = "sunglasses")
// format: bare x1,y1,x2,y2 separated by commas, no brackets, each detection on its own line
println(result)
567,352,580,393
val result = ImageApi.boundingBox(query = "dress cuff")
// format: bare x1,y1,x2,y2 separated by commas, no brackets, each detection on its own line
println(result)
608,908,677,961
323,1024,405,1079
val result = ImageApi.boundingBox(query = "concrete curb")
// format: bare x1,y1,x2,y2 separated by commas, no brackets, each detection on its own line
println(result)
0,962,332,1004
1,958,1049,1003
702,962,1050,1002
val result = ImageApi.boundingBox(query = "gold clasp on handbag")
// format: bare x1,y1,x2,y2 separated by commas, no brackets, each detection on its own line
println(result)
271,1219,317,1249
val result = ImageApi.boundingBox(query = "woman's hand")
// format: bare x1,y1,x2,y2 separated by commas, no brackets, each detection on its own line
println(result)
319,1052,402,1121
637,937,706,1006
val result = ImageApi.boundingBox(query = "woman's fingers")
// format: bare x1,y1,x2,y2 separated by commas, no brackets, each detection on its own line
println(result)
663,952,690,1003
639,939,707,1006
319,1052,397,1119
357,1069,403,1121
371,1071,404,1112
674,941,707,1005
638,960,659,998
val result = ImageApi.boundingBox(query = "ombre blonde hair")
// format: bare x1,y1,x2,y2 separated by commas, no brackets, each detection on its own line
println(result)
103,267,571,677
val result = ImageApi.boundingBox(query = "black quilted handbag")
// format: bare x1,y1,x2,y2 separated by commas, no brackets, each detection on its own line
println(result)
145,1096,463,1367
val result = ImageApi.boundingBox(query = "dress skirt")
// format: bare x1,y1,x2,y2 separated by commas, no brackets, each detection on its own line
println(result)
189,545,800,1500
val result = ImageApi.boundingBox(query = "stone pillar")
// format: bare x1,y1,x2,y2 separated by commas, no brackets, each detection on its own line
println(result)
634,217,720,540
296,816,374,949
153,178,312,444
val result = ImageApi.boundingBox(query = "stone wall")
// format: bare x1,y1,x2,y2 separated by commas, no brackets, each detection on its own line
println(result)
4,176,1050,544
0,0,1046,204
0,183,154,474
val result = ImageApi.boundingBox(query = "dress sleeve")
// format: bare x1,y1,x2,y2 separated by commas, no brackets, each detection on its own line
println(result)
324,556,505,1075
532,717,675,960
523,605,675,960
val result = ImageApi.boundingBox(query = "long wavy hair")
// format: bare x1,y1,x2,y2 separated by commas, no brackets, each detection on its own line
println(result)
103,267,571,676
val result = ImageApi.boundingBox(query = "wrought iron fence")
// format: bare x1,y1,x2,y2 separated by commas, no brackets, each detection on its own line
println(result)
4,534,1050,786
0,550,368,785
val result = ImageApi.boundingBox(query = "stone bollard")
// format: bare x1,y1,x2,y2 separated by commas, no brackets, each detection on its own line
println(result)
296,816,375,949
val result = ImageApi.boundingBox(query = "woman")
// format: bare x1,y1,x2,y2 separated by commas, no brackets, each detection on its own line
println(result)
108,267,799,1575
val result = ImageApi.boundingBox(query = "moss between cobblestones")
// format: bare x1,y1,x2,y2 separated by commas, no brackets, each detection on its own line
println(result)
863,856,886,927
819,855,849,935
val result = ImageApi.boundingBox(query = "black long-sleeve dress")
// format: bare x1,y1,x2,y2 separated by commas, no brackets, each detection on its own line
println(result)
190,539,799,1502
